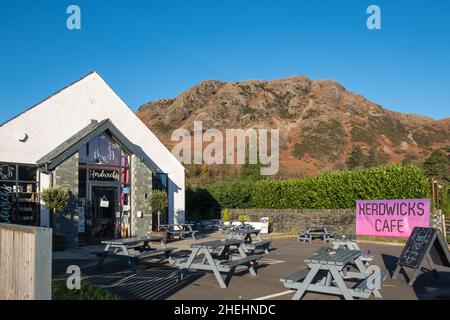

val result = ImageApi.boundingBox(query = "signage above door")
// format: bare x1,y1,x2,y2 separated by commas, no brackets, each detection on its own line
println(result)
89,169,119,182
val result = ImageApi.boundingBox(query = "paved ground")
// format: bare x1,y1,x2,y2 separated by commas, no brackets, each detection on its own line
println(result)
53,233,450,300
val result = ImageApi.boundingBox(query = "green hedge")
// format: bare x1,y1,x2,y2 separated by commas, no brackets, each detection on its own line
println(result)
186,179,254,219
252,164,430,209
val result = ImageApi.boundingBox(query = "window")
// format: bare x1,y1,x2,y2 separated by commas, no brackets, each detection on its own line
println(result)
153,173,168,192
88,133,121,166
0,163,39,225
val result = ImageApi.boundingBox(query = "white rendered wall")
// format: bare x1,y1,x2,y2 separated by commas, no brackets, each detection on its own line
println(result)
0,72,185,224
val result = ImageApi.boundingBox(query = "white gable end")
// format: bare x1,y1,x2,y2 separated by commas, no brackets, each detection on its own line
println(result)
0,72,185,223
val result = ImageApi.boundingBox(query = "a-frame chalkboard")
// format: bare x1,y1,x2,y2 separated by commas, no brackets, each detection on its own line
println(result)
393,227,450,285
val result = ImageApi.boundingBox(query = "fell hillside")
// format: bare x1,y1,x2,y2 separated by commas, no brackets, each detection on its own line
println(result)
137,76,450,178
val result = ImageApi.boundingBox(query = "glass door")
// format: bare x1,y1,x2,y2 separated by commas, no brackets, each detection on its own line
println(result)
90,184,120,243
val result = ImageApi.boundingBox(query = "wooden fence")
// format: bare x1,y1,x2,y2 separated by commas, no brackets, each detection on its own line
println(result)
0,223,52,300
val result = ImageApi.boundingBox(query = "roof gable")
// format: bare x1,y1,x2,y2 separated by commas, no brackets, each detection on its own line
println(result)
0,72,184,180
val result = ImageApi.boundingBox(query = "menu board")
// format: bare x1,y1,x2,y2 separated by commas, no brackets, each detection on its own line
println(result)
398,227,436,268
394,227,450,285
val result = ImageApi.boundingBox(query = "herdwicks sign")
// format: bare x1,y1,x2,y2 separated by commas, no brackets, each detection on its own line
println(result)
0,183,13,222
89,169,119,182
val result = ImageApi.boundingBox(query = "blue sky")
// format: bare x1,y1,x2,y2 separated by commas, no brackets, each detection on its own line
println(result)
0,0,449,124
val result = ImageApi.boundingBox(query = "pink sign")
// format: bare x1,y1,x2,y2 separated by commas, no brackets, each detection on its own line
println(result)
355,199,430,238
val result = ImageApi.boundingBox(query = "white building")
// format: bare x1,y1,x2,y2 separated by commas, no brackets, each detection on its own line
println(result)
0,71,185,246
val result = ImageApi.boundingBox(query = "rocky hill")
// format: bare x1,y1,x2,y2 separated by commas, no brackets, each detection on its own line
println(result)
137,76,450,178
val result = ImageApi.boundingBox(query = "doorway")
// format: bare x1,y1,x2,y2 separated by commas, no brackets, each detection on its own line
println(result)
90,185,119,243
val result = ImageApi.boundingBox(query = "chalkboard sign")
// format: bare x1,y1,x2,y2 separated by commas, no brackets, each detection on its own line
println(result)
393,227,450,285
399,227,436,268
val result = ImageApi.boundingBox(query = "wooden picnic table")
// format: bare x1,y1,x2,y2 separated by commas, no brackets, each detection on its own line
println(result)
280,248,388,300
331,235,359,250
298,225,335,243
160,223,198,241
174,239,262,288
96,236,173,272
220,221,254,234
226,228,272,254
331,235,374,264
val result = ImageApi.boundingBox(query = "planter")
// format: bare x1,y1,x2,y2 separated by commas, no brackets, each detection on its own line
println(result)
151,230,168,243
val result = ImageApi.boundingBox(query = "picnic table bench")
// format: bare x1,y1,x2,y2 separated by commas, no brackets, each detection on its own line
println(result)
160,223,198,241
227,228,272,254
174,239,262,288
280,248,387,300
220,221,254,234
298,225,335,243
94,236,173,273
331,235,374,264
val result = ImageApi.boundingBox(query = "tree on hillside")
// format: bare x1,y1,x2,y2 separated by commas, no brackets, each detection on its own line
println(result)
239,153,264,181
364,147,377,168
422,148,450,183
346,145,364,169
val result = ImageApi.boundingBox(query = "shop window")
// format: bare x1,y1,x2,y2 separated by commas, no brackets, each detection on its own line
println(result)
0,163,39,226
18,166,37,181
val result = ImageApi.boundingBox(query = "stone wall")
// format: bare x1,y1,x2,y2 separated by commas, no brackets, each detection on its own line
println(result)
53,153,79,247
223,208,356,235
131,155,153,237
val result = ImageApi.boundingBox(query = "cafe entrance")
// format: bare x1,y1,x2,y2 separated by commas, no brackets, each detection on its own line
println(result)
78,131,132,245
89,183,120,243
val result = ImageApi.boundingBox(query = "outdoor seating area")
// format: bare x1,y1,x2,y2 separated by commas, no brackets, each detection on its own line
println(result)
280,247,385,300
52,225,450,301
93,236,173,273
174,239,262,288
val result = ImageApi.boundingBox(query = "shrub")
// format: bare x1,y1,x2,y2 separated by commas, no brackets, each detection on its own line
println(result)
252,164,430,209
148,189,168,230
223,208,230,221
206,179,254,209
185,179,254,220
238,215,248,222
41,186,70,228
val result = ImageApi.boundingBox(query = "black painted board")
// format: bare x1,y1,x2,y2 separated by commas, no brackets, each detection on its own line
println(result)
428,230,450,267
398,227,436,269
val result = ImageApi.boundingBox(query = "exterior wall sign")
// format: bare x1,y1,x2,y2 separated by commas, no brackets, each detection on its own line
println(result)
356,199,430,238
89,169,119,181
0,183,13,222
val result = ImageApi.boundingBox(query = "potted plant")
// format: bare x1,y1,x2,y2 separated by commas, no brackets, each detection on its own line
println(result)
41,186,70,250
148,189,169,241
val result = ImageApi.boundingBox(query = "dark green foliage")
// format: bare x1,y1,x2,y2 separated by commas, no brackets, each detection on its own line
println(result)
252,164,430,209
186,179,254,220
239,156,264,181
364,148,377,168
41,186,70,213
346,145,364,169
422,148,450,183
52,280,120,300
364,147,388,168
